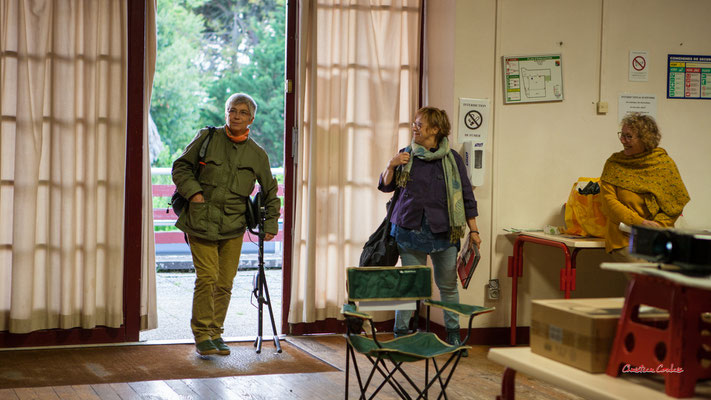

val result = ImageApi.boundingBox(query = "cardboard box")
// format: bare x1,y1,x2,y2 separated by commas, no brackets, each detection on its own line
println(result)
530,298,626,373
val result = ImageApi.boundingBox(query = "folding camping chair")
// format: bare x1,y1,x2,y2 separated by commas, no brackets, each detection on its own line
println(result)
343,265,495,399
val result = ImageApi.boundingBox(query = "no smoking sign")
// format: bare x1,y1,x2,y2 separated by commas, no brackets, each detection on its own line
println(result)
633,56,646,71
458,98,489,142
629,50,649,82
464,110,483,130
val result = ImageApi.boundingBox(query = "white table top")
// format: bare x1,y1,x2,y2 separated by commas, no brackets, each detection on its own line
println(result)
515,231,606,248
488,347,711,399
601,262,711,290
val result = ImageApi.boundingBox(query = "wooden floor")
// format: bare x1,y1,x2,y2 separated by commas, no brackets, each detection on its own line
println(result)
0,335,583,400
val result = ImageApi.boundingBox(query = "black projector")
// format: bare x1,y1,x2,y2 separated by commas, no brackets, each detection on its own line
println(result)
629,225,711,271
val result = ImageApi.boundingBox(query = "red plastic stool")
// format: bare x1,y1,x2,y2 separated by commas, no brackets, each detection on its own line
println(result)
606,273,711,398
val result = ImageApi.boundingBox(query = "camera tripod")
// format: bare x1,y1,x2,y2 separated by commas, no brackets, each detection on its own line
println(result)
248,193,282,354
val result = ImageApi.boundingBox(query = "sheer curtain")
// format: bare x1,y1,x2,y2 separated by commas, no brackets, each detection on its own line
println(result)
0,0,131,333
289,0,421,325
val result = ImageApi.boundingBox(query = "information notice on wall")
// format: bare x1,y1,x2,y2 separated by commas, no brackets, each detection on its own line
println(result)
503,54,564,104
618,94,657,122
667,54,711,100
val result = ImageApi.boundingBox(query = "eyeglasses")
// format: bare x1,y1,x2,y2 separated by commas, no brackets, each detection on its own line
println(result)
411,122,422,129
617,131,636,141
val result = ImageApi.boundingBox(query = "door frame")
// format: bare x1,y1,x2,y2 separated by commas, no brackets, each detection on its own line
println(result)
280,0,298,334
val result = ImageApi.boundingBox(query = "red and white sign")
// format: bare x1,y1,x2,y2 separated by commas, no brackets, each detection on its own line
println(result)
629,50,649,82
632,56,646,71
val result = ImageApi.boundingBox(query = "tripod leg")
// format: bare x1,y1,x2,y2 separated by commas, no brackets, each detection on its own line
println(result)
254,269,265,354
255,336,263,354
251,199,281,354
261,270,282,353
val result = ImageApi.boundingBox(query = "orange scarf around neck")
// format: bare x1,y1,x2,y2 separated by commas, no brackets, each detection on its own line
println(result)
226,125,250,143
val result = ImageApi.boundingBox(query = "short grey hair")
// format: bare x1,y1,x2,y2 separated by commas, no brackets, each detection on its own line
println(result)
225,93,257,118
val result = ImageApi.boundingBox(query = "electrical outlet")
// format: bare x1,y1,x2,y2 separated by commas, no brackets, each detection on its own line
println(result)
487,279,500,300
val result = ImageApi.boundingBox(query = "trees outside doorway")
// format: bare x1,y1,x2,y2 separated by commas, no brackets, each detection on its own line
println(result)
150,0,286,169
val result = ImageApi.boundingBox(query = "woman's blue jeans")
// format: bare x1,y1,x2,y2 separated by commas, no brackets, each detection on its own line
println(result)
394,244,460,334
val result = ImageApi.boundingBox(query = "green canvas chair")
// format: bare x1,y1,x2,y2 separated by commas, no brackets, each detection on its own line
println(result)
343,265,495,399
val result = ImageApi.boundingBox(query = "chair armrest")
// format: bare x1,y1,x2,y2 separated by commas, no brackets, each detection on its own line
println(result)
342,303,373,320
424,300,495,316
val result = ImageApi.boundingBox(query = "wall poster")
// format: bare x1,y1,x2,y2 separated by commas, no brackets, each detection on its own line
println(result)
667,54,711,100
503,54,564,104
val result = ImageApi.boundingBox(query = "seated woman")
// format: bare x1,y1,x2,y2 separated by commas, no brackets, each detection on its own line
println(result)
600,113,690,262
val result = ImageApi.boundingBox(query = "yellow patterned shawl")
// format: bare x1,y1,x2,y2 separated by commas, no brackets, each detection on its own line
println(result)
600,147,690,219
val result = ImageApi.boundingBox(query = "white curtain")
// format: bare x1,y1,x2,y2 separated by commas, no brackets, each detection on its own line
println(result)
289,0,421,325
0,0,128,333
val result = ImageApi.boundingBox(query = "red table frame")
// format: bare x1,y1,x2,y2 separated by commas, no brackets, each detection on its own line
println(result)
507,233,604,345
605,270,711,398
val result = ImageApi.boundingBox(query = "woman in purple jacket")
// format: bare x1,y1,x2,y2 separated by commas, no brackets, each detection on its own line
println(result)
379,106,481,348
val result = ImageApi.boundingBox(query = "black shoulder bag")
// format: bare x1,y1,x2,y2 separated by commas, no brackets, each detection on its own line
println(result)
358,188,401,266
167,126,216,217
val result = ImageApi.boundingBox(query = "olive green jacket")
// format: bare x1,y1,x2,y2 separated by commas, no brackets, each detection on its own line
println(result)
172,126,280,241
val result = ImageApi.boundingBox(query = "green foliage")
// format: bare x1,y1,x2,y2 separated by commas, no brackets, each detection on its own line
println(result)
151,0,286,168
154,145,185,169
151,0,207,162
151,174,174,185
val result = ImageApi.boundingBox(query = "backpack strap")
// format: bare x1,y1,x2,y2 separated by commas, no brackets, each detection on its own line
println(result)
167,126,217,221
198,126,216,160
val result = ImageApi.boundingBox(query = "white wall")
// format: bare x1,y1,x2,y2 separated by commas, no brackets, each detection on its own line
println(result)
428,0,711,328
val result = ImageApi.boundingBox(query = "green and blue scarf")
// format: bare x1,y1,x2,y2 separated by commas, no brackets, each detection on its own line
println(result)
395,137,466,243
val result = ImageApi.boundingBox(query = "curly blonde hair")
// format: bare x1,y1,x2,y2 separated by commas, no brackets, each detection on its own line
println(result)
621,113,661,152
416,106,451,143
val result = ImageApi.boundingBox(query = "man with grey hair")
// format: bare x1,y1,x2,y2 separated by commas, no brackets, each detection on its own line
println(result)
172,93,281,355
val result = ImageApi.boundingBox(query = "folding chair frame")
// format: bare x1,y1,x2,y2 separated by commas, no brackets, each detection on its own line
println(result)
343,300,494,400
346,343,465,399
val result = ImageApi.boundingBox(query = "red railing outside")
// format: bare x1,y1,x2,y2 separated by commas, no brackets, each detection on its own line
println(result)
152,168,284,252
